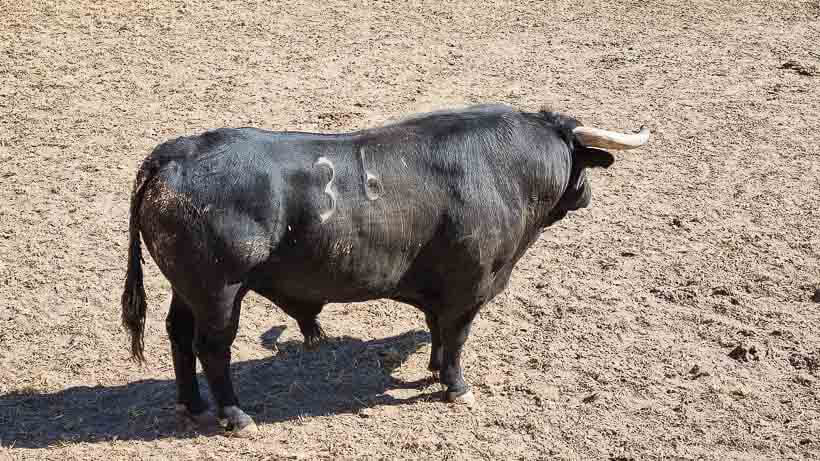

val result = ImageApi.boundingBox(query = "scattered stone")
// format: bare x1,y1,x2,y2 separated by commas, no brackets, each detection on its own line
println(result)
730,387,747,398
357,408,374,418
795,373,816,387
781,60,819,76
728,344,759,362
712,287,732,297
688,364,710,379
789,353,818,371
582,392,599,404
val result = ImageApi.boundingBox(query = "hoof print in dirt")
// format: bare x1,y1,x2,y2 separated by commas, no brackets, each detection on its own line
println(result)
728,344,759,362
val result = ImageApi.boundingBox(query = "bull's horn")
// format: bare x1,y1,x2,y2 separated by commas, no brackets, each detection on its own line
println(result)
572,125,650,150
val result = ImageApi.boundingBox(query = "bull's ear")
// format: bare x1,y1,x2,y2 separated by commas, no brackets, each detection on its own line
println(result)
575,147,615,169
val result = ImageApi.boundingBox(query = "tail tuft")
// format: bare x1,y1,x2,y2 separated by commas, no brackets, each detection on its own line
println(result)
121,160,158,363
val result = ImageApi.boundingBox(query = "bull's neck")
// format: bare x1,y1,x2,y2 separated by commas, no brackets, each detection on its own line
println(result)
524,146,573,229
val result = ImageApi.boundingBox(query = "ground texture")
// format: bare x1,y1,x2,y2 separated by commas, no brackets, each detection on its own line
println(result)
1,0,819,459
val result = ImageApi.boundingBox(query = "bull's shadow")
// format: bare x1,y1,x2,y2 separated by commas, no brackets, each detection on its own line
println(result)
0,328,433,448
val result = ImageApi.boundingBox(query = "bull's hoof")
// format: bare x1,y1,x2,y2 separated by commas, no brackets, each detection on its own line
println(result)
218,406,259,438
300,321,327,350
229,419,259,438
445,389,476,407
303,335,325,350
176,403,218,429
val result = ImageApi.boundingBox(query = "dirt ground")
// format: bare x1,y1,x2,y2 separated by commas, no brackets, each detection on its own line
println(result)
1,0,819,459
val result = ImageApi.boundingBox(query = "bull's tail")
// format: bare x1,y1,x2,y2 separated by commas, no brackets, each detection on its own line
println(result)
121,158,160,363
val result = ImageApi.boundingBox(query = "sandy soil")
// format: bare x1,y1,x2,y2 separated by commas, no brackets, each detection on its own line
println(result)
1,0,819,459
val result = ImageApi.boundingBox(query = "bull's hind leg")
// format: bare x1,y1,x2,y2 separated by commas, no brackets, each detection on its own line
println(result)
192,284,258,436
166,291,212,425
438,304,481,406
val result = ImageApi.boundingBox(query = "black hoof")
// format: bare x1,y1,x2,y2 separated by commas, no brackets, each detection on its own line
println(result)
176,403,218,429
303,324,327,350
304,336,324,350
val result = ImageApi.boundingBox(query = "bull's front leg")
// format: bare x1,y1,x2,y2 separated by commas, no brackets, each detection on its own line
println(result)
438,305,481,406
288,302,327,350
424,311,443,376
259,296,327,350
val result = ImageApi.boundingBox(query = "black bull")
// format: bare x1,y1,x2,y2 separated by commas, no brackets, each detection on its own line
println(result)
121,104,641,435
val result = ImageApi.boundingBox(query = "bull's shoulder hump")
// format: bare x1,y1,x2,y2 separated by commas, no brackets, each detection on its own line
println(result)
365,104,518,132
389,104,516,124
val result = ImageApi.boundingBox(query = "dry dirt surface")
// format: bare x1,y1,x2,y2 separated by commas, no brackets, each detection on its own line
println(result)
1,0,819,459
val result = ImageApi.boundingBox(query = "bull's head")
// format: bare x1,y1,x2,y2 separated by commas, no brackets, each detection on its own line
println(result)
556,119,650,212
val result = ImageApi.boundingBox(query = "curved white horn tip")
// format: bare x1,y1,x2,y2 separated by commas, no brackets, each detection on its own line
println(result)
637,125,651,141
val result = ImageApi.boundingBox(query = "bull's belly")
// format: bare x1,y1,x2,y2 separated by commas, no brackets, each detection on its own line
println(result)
255,243,416,303
253,232,511,309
